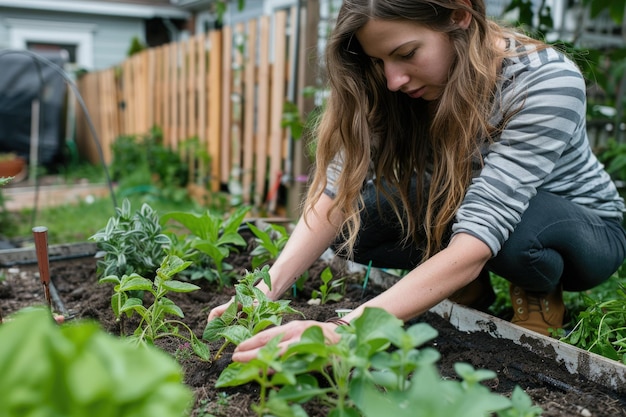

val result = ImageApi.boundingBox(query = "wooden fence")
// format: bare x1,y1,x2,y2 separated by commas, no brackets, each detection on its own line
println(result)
75,5,317,213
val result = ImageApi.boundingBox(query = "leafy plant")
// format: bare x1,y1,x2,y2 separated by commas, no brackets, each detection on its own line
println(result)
0,307,193,417
247,221,290,268
203,265,303,360
596,139,626,183
90,198,171,279
161,206,250,290
100,254,211,361
310,266,345,305
196,393,231,417
110,127,190,201
215,307,542,417
559,282,626,363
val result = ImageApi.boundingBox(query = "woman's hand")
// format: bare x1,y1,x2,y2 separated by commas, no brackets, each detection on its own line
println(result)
207,297,235,322
232,320,342,362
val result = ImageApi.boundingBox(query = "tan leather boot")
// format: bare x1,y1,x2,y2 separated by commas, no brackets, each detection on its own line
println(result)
448,271,495,312
509,284,565,336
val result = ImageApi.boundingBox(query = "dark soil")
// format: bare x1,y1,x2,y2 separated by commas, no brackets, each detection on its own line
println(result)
1,239,625,417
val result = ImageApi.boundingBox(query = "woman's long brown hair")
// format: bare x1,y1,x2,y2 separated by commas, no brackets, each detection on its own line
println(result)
305,0,543,261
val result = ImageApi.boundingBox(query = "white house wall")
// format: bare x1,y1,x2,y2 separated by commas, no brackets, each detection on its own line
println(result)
0,8,148,70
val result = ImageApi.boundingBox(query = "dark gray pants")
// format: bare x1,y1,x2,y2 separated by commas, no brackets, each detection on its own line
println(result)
335,181,626,292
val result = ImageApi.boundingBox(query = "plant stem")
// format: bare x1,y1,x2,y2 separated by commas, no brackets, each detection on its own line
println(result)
214,340,231,360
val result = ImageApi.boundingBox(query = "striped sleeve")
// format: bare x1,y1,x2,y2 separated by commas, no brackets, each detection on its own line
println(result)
452,46,624,256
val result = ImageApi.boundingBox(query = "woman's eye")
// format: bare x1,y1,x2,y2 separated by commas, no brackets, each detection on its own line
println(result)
400,50,416,59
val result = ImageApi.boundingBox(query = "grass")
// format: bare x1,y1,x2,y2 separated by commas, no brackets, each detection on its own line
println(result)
4,192,205,246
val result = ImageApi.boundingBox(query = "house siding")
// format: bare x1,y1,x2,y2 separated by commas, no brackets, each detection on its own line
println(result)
0,8,147,70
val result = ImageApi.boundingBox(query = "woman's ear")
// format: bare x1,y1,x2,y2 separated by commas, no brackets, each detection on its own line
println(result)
451,9,472,29
451,0,473,29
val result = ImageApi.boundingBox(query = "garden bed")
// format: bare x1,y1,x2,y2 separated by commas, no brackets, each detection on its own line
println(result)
1,242,625,417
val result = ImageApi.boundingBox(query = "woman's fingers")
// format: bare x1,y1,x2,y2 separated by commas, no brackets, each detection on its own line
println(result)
207,304,227,322
207,297,236,322
232,320,342,362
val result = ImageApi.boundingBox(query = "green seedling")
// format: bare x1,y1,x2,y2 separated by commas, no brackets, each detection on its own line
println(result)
100,254,211,361
247,221,289,269
216,307,542,417
203,265,303,360
311,266,345,305
161,205,250,290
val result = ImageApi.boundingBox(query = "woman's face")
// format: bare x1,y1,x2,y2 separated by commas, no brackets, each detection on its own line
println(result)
355,19,456,101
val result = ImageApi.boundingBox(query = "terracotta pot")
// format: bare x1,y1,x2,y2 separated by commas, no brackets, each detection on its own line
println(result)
0,156,26,182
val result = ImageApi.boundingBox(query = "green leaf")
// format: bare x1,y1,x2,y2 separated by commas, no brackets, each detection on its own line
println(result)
99,275,121,284
111,292,127,317
119,275,153,292
220,324,252,345
158,297,185,318
161,280,201,293
157,255,192,278
203,317,227,341
215,361,262,387
161,211,213,240
120,298,148,318
191,336,212,361
352,307,404,351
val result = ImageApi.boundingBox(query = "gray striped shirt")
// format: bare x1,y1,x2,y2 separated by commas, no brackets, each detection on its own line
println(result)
453,42,624,255
325,42,624,256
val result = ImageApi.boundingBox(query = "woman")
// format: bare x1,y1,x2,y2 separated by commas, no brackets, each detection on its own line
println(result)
210,0,626,361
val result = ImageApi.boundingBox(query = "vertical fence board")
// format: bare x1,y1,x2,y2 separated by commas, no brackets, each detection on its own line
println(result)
242,19,257,205
195,33,207,184
255,16,271,207
267,10,288,212
220,25,233,185
154,46,164,130
230,23,246,202
170,43,179,149
147,48,157,129
208,30,223,191
178,40,187,148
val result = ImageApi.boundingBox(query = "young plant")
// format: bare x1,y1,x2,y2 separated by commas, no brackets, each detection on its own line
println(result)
161,205,250,290
100,254,211,361
90,198,171,279
247,221,290,268
203,265,303,360
0,307,193,417
216,307,542,417
310,266,345,305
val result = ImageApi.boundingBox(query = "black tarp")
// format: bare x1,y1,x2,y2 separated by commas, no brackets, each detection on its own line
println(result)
0,50,67,166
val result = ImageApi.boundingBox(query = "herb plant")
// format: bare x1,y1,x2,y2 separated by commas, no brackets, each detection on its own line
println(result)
100,254,211,361
161,206,250,290
90,198,171,279
203,265,303,359
247,221,290,268
216,307,542,417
